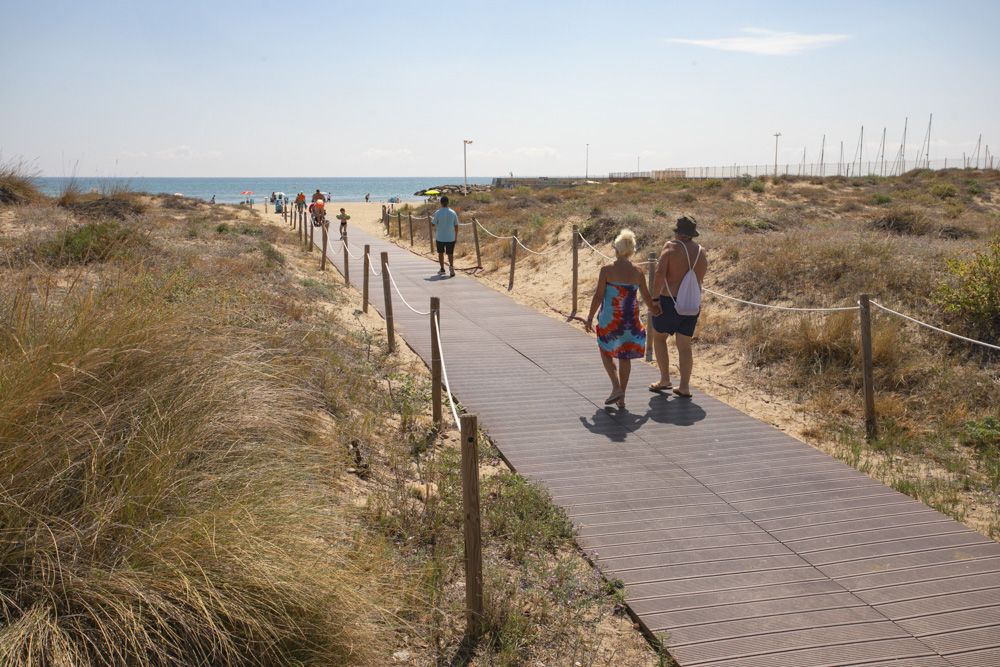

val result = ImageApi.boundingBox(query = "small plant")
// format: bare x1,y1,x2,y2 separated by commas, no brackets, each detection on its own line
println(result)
40,221,142,265
931,183,958,199
0,156,42,205
654,206,667,217
870,206,932,236
871,193,893,205
966,181,984,196
679,191,696,203
934,237,1000,345
750,180,766,193
215,222,230,233
735,218,775,233
259,241,286,266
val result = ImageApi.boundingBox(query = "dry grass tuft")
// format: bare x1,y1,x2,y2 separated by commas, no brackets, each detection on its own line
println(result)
0,157,44,205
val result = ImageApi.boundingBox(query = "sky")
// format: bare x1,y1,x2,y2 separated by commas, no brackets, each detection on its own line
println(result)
2,0,998,177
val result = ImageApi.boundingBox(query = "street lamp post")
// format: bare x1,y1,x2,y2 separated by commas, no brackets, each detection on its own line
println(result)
773,132,781,177
463,139,473,194
585,143,589,180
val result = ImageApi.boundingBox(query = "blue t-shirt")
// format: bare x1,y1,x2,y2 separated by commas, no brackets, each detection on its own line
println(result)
432,207,459,242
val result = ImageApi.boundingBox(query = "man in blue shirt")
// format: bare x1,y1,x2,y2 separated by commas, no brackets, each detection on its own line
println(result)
432,195,459,277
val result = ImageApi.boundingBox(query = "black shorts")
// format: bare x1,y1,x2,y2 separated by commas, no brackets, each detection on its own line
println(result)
436,240,456,254
652,296,699,337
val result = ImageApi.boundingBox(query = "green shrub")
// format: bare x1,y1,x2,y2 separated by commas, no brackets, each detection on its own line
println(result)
216,222,230,233
966,181,984,196
871,193,893,205
484,472,573,564
41,221,143,265
654,206,667,217
750,180,766,194
931,183,958,199
961,417,1000,452
934,237,1000,345
704,179,723,189
259,241,286,266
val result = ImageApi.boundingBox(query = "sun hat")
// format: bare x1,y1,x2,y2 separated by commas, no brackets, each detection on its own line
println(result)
673,215,699,237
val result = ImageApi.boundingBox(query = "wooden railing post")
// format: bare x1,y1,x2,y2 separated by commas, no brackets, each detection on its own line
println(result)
472,218,482,269
309,215,315,251
362,244,370,313
430,297,442,429
397,211,402,237
428,216,435,254
408,212,414,246
507,229,518,291
320,220,328,271
338,232,348,286
460,413,483,636
646,252,656,362
381,252,395,353
859,294,877,440
381,205,387,234
571,224,579,314
299,210,304,243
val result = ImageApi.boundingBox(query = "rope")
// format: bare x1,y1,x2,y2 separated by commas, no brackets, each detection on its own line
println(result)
871,301,1000,351
433,315,462,429
385,265,431,315
576,231,614,260
341,239,360,259
515,235,571,256
703,288,858,312
475,219,515,240
365,251,382,277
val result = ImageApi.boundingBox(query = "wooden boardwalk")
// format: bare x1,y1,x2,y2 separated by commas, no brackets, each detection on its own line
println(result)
329,225,1000,666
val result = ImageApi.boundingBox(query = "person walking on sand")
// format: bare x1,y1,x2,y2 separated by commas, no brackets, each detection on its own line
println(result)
585,229,661,410
365,192,370,203
432,195,459,277
649,216,709,398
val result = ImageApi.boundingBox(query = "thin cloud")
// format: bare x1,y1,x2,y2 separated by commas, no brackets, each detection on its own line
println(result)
362,148,413,160
669,28,849,56
119,145,222,160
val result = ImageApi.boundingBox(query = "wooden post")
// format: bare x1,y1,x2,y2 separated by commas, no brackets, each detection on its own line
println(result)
472,218,482,269
428,216,435,254
859,294,877,440
397,211,402,237
430,297,442,429
507,229,518,291
408,212,414,246
646,252,656,362
362,244,370,313
460,413,483,636
342,232,350,287
309,216,315,251
571,224,579,314
381,252,395,353
299,210,304,243
320,221,328,271
381,205,387,233
265,199,268,213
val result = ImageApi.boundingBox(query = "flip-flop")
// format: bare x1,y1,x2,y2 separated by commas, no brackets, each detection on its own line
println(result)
672,388,693,398
604,391,625,405
648,382,673,393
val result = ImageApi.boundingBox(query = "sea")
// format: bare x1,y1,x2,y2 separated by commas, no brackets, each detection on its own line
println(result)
34,177,495,205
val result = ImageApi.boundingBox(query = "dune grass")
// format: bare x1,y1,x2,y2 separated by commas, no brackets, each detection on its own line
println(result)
0,157,43,205
0,205,400,665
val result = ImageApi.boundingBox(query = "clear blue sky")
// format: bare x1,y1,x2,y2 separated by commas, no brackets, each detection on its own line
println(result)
2,0,997,177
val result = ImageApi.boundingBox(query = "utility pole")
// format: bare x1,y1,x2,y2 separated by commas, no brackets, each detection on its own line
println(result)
463,139,473,194
773,132,781,176
585,143,589,180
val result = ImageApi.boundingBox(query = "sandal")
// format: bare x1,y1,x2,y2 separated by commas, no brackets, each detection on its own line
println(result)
604,391,625,405
648,382,673,393
672,388,693,398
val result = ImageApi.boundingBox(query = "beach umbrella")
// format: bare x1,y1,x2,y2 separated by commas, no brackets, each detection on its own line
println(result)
241,190,254,195
424,189,440,195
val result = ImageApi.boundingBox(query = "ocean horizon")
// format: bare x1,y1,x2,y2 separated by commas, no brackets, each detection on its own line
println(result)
34,177,495,205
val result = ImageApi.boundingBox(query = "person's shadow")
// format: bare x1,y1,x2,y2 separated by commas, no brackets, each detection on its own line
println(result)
579,405,650,442
645,393,707,427
424,274,451,282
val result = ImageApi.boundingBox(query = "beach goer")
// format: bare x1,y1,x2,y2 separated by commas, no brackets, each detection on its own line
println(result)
210,195,215,205
649,216,709,398
365,192,370,203
585,229,660,410
431,195,459,277
337,208,350,238
295,192,306,211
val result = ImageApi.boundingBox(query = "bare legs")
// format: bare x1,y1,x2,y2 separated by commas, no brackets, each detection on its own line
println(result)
675,333,693,395
599,352,631,407
437,250,455,275
652,331,694,395
651,331,672,387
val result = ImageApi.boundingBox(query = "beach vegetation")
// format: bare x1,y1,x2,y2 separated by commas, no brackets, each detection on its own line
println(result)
0,156,43,205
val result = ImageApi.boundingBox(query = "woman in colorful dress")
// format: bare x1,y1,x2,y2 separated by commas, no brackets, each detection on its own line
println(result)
585,229,661,409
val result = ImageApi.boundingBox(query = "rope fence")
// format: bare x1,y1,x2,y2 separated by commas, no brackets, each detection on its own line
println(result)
373,209,998,443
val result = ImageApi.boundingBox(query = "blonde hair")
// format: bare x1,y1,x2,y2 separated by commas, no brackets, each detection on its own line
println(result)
613,229,636,258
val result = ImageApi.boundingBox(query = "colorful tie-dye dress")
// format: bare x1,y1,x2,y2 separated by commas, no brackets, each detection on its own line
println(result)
596,281,646,359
